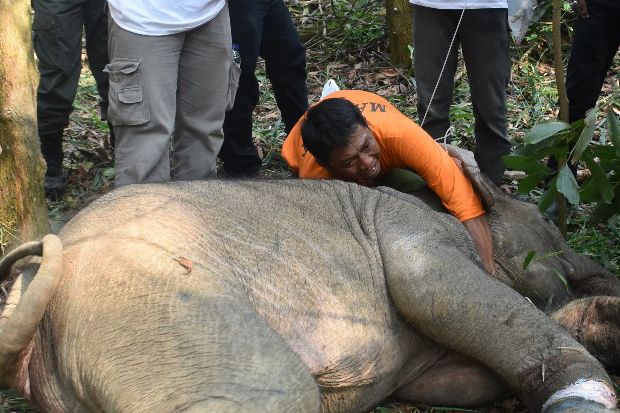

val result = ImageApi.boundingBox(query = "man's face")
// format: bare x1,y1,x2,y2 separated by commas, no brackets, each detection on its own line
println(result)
327,124,381,186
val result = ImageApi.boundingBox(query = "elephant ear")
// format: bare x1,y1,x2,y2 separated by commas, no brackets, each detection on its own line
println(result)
444,144,496,211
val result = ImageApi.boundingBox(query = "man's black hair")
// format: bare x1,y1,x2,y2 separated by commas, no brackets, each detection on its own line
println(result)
301,98,368,166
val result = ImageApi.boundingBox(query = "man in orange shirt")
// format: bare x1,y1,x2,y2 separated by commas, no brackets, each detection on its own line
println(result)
282,90,496,276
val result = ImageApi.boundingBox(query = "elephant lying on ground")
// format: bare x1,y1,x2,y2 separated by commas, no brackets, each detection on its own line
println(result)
1,177,619,413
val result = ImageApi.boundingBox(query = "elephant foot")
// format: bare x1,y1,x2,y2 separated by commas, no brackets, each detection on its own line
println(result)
543,397,619,413
552,296,620,370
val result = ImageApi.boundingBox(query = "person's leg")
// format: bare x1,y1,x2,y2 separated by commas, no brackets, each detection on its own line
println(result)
107,18,181,186
82,0,115,147
32,0,84,196
218,0,266,177
82,0,108,115
172,5,232,181
261,0,308,134
547,1,619,178
460,9,511,185
412,5,459,142
566,0,620,123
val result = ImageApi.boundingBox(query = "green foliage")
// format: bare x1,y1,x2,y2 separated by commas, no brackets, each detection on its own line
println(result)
505,108,620,224
568,213,620,273
299,0,385,60
0,390,37,413
521,0,577,62
522,250,537,269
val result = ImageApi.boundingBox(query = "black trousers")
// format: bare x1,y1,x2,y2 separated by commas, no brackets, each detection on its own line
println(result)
32,0,109,171
412,5,512,185
566,0,620,123
219,0,308,176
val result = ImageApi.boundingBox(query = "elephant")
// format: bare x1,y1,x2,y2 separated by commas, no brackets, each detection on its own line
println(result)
1,176,619,413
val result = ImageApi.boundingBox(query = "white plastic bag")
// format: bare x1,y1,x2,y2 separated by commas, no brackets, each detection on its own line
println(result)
508,0,537,44
320,79,340,100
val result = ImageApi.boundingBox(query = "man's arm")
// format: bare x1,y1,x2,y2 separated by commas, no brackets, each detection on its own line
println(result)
462,215,496,276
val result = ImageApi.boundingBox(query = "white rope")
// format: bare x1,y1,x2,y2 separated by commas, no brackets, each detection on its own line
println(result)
419,4,468,150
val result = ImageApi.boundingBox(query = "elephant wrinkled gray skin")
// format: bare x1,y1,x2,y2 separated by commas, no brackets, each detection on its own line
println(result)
1,177,619,413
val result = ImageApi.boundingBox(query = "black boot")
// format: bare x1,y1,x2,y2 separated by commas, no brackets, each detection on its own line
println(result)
39,131,65,200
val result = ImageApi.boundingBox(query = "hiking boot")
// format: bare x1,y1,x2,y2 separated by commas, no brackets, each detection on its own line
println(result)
39,131,65,200
44,172,65,200
221,166,260,179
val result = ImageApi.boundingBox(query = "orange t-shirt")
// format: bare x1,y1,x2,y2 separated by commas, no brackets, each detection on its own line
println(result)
281,90,485,222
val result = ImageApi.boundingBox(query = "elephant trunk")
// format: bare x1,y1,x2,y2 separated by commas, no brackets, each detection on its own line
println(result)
0,235,63,389
564,250,620,297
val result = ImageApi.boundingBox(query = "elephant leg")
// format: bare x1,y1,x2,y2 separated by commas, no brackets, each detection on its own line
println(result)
394,353,510,406
552,296,620,370
380,240,615,412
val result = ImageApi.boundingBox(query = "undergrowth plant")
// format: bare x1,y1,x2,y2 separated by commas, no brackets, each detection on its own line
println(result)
503,108,620,226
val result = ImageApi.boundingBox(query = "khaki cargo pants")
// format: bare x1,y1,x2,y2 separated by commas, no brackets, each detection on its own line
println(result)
106,4,240,186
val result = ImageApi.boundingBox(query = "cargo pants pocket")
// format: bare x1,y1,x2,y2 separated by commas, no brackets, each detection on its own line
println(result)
104,58,150,126
226,61,241,112
32,12,60,69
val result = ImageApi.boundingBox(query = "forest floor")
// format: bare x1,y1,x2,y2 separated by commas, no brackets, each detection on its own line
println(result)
2,2,620,412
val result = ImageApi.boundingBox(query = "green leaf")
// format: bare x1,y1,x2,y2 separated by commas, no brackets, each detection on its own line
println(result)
523,251,536,269
556,165,579,205
517,173,547,193
501,155,549,174
525,121,569,145
582,153,614,204
571,107,597,162
579,177,598,203
589,202,615,225
538,180,558,212
589,144,620,171
588,184,620,224
101,167,116,178
551,268,569,293
607,109,620,158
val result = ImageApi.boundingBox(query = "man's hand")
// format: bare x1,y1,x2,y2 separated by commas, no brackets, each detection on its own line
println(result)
462,215,496,276
571,0,589,18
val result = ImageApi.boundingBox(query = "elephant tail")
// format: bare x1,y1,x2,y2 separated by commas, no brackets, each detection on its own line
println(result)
0,235,63,389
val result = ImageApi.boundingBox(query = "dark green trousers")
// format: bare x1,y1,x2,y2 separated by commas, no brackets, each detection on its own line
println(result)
32,0,109,172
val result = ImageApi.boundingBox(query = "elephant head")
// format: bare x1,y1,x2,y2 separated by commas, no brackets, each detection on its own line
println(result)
447,144,620,311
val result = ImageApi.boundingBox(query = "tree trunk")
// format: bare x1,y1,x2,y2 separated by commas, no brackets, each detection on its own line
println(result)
385,0,413,68
0,0,49,254
552,0,569,123
552,0,568,238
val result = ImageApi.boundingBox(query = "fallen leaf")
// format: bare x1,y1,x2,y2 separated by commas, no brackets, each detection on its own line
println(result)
381,68,399,77
173,257,193,274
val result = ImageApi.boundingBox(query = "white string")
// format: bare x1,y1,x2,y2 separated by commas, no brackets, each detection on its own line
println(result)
419,4,468,151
